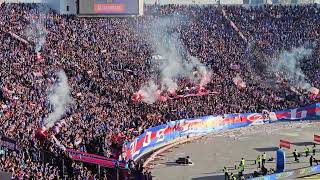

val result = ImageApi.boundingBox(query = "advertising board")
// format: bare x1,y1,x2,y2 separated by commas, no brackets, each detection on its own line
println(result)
77,0,142,16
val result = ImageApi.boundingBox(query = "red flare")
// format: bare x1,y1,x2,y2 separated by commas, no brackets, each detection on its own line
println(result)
40,127,48,137
132,93,143,102
36,52,44,62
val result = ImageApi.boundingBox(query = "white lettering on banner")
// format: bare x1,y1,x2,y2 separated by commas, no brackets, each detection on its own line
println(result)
247,113,266,126
246,113,263,122
156,128,166,143
130,139,140,158
233,114,241,123
143,131,152,147
290,109,307,119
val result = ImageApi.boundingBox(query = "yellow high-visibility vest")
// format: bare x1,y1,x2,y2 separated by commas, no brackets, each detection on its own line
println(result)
305,147,309,152
263,153,266,160
223,167,228,173
257,156,261,163
241,159,246,166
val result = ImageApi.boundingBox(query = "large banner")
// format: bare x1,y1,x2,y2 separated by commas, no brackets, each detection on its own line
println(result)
274,103,319,121
66,148,126,169
124,103,320,161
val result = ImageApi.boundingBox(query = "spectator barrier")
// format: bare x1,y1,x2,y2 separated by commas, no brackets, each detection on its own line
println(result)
123,103,320,161
279,140,291,149
66,148,126,169
314,135,320,143
247,165,320,180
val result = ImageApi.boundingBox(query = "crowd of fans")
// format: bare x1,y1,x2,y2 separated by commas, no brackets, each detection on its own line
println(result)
0,2,319,179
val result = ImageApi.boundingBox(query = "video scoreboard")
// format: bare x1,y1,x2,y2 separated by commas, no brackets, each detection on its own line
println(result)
77,0,143,17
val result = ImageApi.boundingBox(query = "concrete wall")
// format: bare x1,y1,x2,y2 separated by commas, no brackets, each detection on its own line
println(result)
46,0,59,13
46,0,76,14
58,0,76,15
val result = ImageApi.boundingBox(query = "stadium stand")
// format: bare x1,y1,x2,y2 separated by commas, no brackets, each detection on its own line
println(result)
0,1,319,179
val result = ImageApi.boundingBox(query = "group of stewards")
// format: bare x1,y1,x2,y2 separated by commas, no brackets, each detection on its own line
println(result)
255,152,267,168
223,144,320,180
223,152,274,180
223,157,246,180
293,144,318,165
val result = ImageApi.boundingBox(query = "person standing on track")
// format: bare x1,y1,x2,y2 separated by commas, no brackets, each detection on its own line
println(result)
312,144,316,156
304,145,310,157
223,166,229,180
256,155,261,169
310,155,314,166
240,158,245,167
238,163,244,178
262,152,266,166
230,173,236,180
293,149,299,162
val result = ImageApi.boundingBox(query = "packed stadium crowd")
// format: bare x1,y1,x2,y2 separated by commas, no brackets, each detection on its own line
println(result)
0,2,319,179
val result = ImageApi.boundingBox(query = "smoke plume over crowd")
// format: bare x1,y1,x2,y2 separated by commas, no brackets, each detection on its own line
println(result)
137,16,211,104
43,70,71,129
271,47,313,92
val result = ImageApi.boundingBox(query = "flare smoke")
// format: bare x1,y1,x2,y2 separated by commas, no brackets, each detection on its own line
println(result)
138,16,211,103
138,81,159,104
44,70,71,128
272,47,313,91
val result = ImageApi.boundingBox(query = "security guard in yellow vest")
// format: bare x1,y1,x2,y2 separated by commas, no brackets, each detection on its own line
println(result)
262,152,267,166
256,155,262,168
238,163,244,177
230,173,236,180
240,158,245,167
223,166,229,180
269,168,275,174
305,145,310,157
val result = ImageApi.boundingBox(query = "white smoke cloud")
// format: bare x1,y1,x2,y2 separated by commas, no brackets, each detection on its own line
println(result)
138,81,159,104
271,46,313,91
137,16,211,103
44,70,71,129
